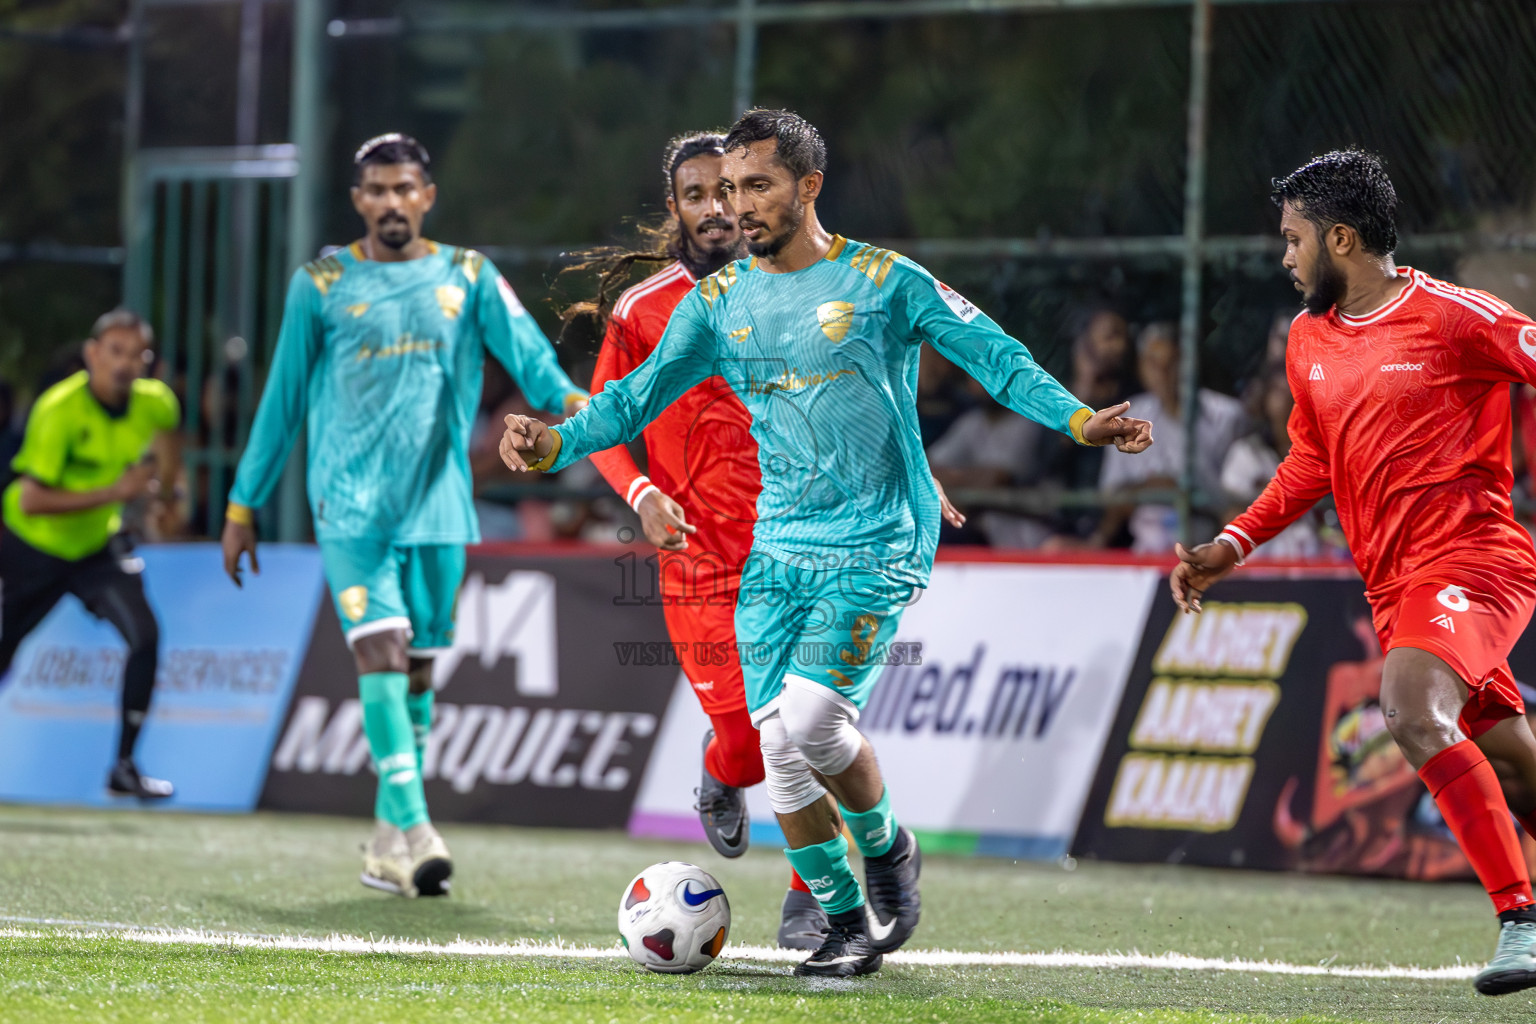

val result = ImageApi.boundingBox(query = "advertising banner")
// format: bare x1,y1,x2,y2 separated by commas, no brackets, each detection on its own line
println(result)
259,551,679,828
630,561,1160,859
1073,573,1478,880
0,544,323,811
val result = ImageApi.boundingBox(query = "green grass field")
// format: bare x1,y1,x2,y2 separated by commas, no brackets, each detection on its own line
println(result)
0,805,1528,1023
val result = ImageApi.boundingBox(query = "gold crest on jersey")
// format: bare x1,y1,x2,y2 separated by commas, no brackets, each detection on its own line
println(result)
728,326,753,344
345,303,370,318
436,285,465,320
338,586,369,623
817,301,855,343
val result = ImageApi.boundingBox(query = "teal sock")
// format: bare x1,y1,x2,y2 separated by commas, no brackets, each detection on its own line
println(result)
842,788,897,858
359,672,429,830
406,689,434,772
783,834,864,916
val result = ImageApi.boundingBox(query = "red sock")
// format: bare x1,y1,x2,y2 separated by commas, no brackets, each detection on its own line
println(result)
788,870,811,893
1419,740,1534,914
705,706,766,789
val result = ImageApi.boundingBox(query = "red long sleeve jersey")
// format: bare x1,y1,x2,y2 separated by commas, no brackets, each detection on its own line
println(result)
589,261,761,595
1222,268,1536,602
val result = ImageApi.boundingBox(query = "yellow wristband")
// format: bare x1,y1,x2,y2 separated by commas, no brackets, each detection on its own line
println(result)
1067,407,1099,447
225,503,255,527
526,429,563,473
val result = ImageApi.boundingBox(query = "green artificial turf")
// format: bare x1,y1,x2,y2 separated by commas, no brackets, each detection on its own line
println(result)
0,805,1528,1023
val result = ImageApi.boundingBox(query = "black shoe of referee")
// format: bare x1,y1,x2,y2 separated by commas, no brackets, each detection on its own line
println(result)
107,759,174,800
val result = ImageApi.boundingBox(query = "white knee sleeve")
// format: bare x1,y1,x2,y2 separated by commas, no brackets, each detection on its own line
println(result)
760,713,827,814
780,678,864,777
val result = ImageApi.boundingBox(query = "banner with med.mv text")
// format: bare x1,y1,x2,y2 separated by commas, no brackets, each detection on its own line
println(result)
630,561,1160,859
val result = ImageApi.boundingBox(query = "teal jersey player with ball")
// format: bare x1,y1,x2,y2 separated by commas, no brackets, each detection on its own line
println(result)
223,134,586,899
499,110,1154,976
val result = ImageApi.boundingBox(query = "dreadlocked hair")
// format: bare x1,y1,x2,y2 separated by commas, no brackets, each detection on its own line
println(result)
557,131,728,355
556,219,678,355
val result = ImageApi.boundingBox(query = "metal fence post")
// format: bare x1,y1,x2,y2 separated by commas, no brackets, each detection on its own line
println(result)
733,0,758,118
121,0,149,314
277,0,327,543
1177,0,1212,546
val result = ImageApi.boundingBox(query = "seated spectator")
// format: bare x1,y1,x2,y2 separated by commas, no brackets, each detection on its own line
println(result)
915,347,968,447
1095,322,1247,552
1037,305,1133,544
929,377,1048,548
1068,304,1133,410
1221,366,1321,559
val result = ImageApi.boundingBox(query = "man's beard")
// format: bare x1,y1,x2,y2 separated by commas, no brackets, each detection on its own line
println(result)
676,218,742,279
744,201,803,259
1301,252,1346,316
376,214,414,249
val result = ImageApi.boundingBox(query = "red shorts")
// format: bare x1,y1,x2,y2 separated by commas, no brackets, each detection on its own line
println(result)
662,593,746,715
1373,561,1536,739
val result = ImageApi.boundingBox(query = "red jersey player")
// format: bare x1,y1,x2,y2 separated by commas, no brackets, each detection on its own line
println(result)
584,132,822,949
1173,149,1536,996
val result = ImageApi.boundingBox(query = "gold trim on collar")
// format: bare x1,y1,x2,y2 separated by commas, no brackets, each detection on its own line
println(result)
824,235,848,261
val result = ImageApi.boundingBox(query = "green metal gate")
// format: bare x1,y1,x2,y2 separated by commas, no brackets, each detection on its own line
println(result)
123,145,308,541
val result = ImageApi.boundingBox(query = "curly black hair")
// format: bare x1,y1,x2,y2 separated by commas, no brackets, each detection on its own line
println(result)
722,108,827,180
1271,149,1398,256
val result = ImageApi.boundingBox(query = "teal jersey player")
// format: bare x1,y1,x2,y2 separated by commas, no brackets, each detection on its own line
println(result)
500,111,1152,978
545,235,1092,587
229,240,583,544
224,133,586,903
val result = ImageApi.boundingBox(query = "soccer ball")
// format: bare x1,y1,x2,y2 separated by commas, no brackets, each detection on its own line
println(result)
617,861,731,974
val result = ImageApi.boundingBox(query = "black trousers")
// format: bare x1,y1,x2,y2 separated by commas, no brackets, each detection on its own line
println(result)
0,531,160,760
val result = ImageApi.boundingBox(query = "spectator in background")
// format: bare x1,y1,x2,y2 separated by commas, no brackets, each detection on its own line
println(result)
915,347,968,447
928,376,1047,548
1038,305,1133,545
1261,310,1293,373
1095,322,1246,552
469,361,530,541
1220,365,1321,559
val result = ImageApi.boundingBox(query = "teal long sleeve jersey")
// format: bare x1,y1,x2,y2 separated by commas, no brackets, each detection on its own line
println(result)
230,242,586,544
544,237,1095,586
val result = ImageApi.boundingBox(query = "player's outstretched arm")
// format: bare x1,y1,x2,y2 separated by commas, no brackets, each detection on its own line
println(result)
476,264,588,415
1169,539,1241,614
1080,402,1154,453
227,271,323,521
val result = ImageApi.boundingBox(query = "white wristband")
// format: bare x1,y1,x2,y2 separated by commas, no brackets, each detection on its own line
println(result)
629,483,660,514
1215,533,1247,566
624,476,653,508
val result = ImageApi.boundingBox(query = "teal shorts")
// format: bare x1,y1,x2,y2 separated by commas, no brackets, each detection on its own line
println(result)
735,554,916,725
317,539,465,654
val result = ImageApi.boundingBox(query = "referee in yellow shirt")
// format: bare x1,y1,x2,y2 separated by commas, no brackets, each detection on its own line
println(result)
0,310,180,798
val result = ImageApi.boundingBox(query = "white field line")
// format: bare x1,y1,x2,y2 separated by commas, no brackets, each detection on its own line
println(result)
0,917,1476,981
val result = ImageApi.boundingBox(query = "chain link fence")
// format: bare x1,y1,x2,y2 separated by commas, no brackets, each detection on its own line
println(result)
10,0,1536,545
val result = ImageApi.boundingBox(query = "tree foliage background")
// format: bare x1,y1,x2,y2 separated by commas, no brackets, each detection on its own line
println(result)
4,0,1536,396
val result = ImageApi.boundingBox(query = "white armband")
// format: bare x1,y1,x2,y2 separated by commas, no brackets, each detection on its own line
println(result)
627,477,659,513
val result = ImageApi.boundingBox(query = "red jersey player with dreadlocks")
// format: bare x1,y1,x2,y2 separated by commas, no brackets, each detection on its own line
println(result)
1172,149,1536,996
573,132,824,949
570,132,964,950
